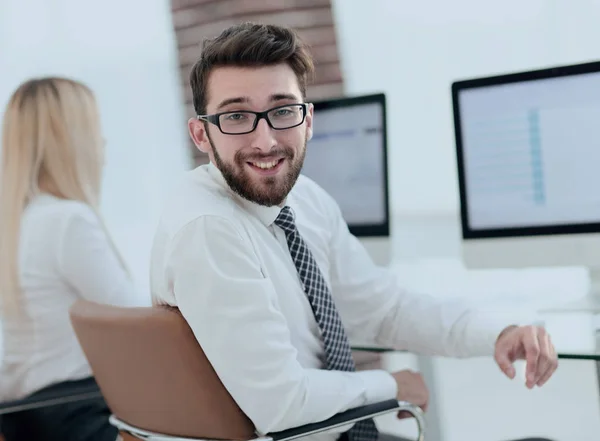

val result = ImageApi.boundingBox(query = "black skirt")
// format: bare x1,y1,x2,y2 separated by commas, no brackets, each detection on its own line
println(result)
1,377,117,441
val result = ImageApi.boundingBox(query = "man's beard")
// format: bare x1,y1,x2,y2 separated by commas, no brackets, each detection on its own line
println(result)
210,137,306,207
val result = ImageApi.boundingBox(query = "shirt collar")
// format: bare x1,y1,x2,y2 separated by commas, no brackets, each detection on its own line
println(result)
206,161,284,227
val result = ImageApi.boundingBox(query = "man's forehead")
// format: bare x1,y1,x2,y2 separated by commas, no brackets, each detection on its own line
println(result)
205,64,302,111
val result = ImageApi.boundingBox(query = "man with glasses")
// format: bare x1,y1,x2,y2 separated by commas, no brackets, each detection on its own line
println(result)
149,22,557,441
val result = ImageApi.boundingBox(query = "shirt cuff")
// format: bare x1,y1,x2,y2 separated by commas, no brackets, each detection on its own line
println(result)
355,369,397,404
464,309,543,356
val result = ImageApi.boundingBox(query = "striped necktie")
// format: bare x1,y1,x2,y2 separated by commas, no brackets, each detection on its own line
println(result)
274,206,379,441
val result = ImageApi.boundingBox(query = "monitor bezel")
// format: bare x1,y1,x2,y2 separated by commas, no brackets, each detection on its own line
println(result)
309,92,390,238
452,60,600,240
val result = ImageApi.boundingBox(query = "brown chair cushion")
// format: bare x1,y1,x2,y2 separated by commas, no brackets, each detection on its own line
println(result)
69,300,255,440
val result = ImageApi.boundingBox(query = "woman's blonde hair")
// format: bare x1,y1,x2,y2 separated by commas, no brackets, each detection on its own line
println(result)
0,77,126,314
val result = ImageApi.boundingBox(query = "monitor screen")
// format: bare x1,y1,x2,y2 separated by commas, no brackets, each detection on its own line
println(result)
302,93,389,237
452,61,600,239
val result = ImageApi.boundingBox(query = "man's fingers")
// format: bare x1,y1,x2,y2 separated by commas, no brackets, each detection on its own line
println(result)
537,334,558,387
523,326,541,388
495,325,558,388
398,400,428,419
537,359,557,387
494,349,516,379
532,328,552,384
397,410,413,420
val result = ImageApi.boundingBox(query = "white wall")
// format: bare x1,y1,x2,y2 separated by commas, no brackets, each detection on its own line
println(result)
0,0,191,301
331,0,600,216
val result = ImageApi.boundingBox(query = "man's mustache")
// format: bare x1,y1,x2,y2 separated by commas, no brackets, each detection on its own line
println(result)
237,147,294,162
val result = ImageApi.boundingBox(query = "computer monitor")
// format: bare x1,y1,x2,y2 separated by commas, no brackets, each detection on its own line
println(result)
302,93,391,265
452,60,600,301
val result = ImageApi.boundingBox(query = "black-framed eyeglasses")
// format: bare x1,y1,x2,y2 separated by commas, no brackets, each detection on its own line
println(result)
197,103,309,135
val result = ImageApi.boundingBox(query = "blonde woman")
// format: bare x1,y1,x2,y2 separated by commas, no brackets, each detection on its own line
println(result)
0,77,138,441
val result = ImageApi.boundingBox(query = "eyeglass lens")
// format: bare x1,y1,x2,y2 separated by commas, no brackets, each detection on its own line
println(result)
219,104,304,134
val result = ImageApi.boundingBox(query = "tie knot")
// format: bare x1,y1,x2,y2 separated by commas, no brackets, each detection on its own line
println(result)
274,206,296,234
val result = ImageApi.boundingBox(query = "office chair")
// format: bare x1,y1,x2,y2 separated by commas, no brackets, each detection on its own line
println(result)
68,300,425,441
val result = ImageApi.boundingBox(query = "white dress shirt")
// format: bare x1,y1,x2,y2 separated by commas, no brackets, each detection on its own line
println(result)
150,164,514,439
0,193,139,401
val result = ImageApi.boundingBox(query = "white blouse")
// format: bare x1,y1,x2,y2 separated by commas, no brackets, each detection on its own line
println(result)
0,193,138,401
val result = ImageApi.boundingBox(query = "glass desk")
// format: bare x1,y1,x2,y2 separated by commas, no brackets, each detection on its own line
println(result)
351,316,600,425
353,307,600,362
556,349,600,361
351,344,600,361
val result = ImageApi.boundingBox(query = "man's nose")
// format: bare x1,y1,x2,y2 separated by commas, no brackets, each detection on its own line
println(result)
250,117,277,152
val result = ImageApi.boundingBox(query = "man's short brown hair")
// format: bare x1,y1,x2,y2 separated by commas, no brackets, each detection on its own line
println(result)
189,22,315,115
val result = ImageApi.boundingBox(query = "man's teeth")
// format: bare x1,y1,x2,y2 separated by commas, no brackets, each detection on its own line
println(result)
251,160,279,169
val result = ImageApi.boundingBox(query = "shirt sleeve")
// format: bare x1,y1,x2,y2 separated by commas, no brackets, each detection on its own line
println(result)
326,198,516,357
165,215,397,434
58,205,139,307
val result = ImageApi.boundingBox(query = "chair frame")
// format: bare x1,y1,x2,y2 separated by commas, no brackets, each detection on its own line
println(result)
110,399,425,441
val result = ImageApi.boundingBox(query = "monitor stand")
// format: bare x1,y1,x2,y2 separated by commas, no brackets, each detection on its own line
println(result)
539,266,600,313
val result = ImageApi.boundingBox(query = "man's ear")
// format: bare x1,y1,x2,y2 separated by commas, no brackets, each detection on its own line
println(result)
305,103,314,141
188,118,211,154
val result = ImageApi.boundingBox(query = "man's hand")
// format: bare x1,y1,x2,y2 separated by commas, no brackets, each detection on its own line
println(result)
391,370,429,419
494,325,558,389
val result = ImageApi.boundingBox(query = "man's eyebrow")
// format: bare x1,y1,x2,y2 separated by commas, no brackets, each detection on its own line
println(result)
215,96,249,111
270,93,300,102
214,94,300,112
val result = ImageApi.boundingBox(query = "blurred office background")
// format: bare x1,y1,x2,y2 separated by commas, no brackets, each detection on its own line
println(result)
4,0,600,294
2,1,600,440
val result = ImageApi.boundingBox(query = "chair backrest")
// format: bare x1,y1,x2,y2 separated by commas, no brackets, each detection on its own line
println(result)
69,300,255,440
